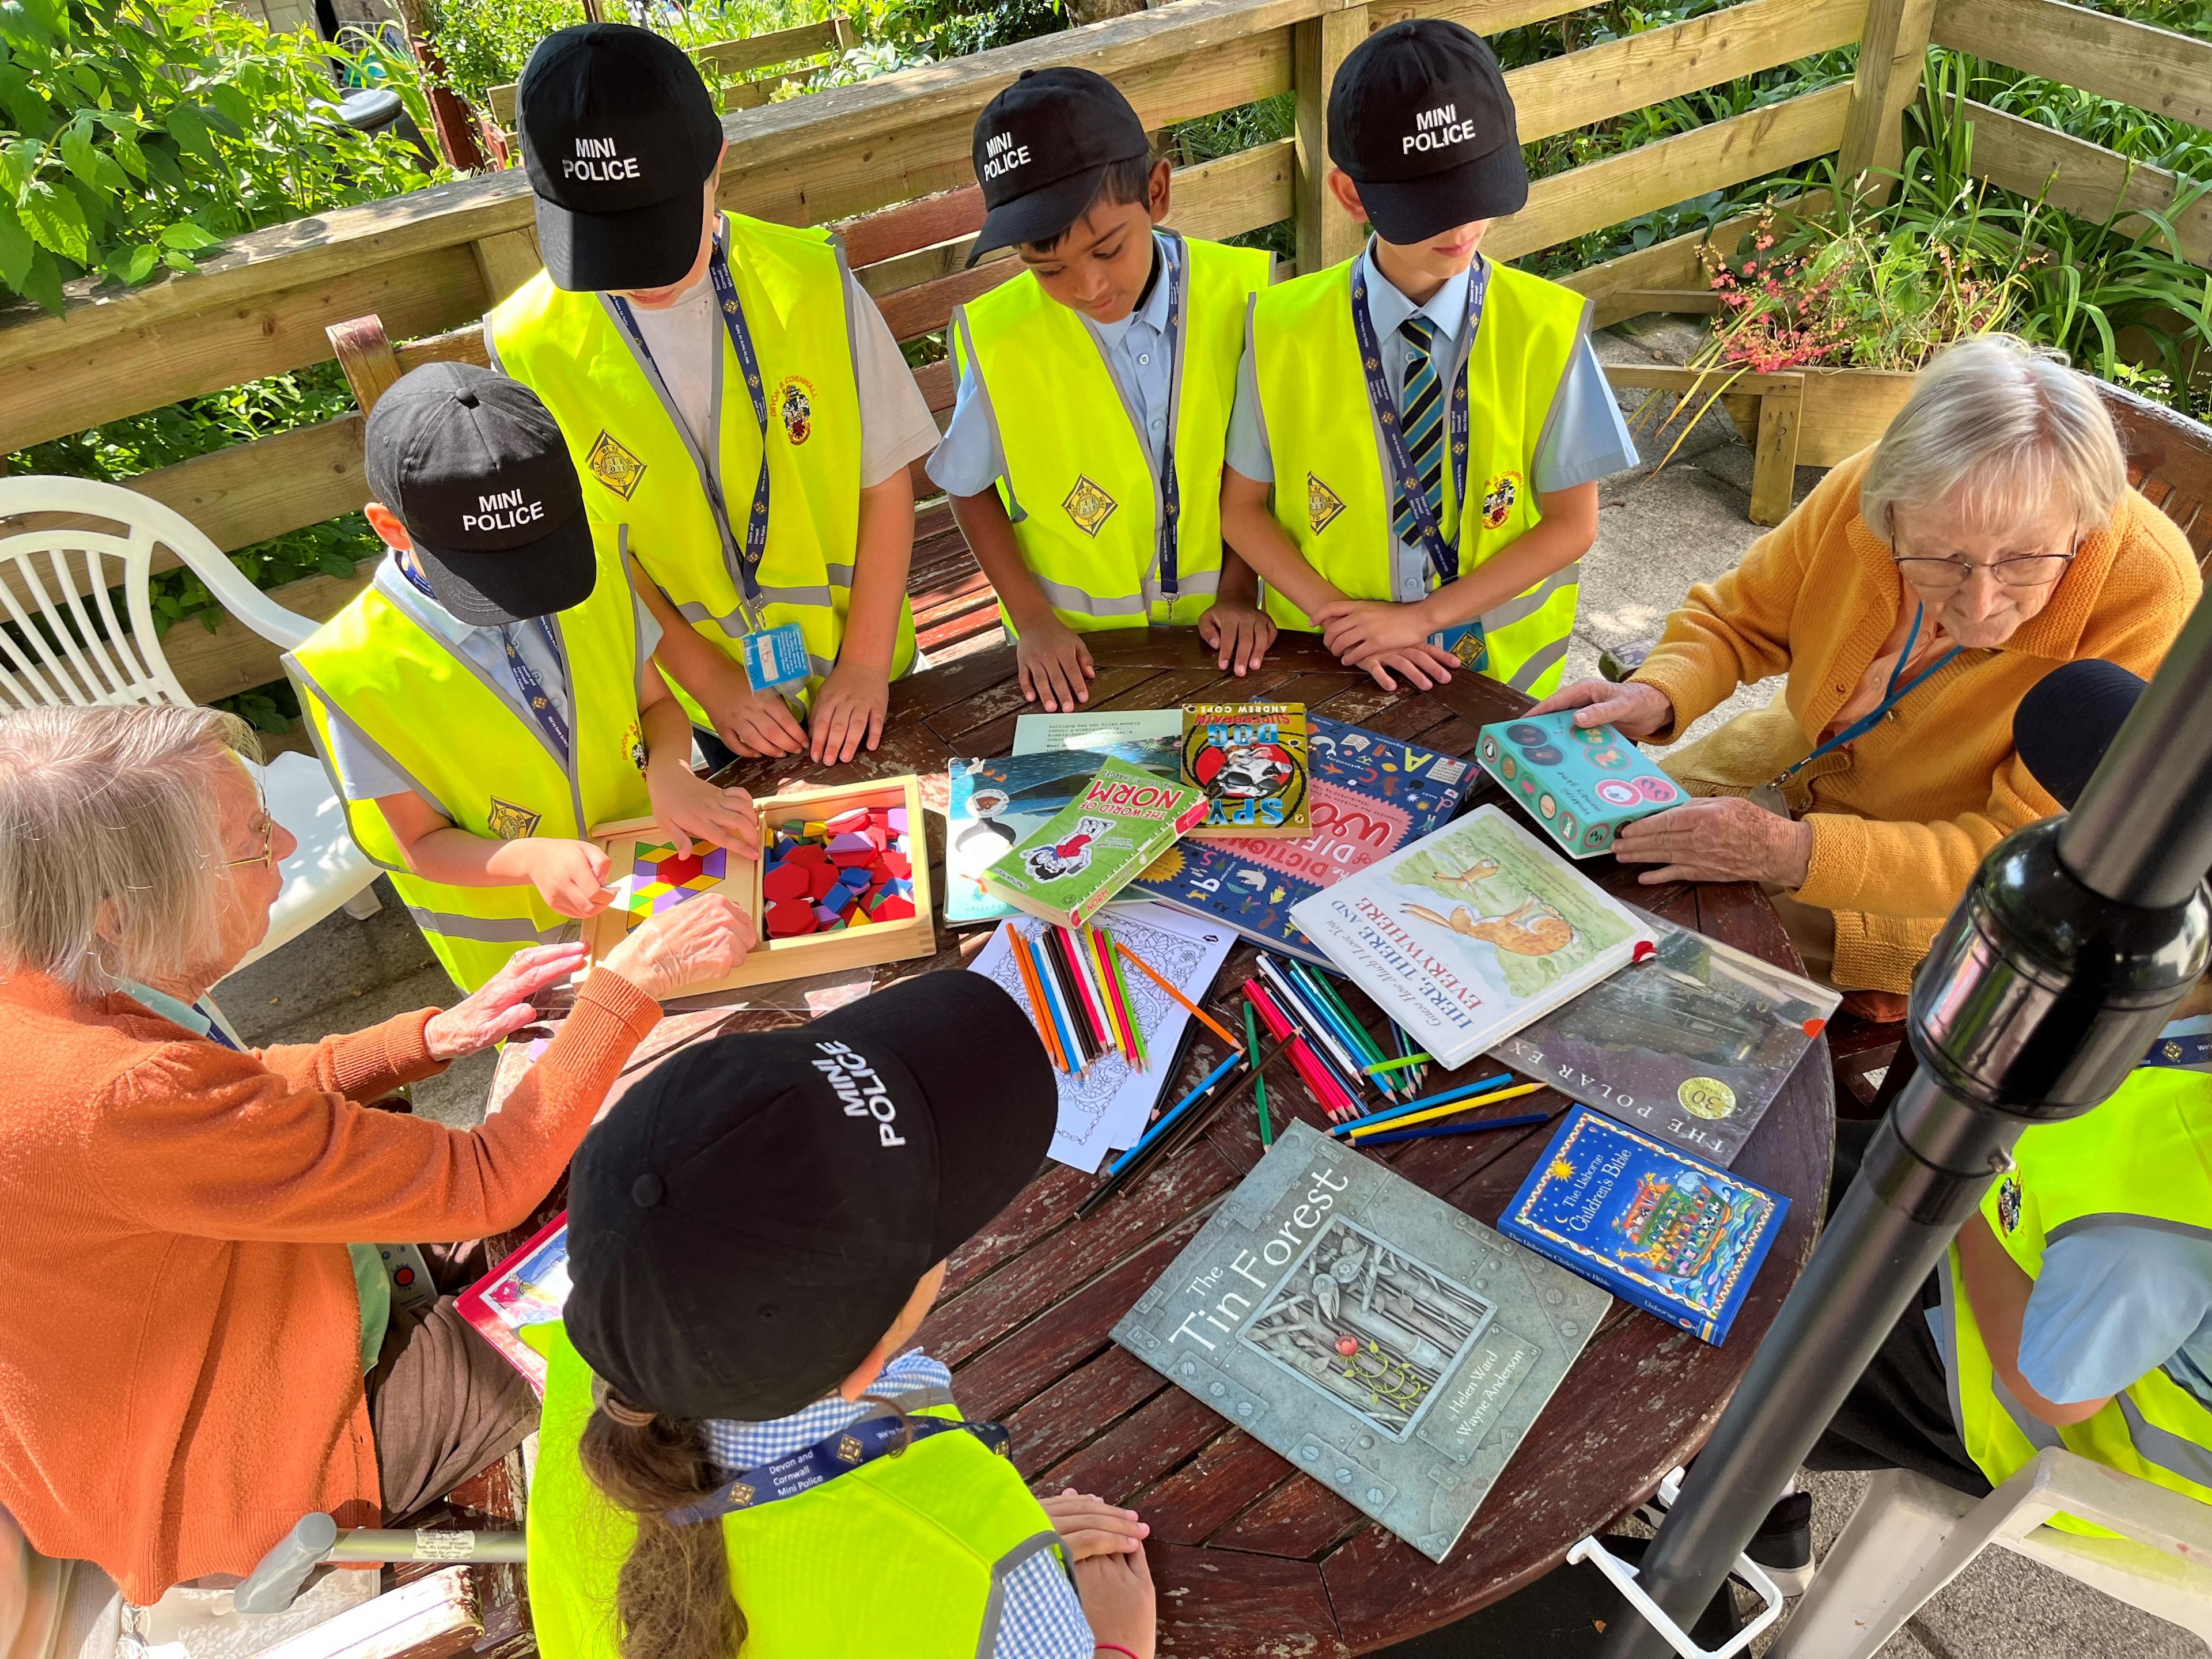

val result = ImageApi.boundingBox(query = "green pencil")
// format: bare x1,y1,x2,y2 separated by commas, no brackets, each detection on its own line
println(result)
1101,927,1148,1069
1244,999,1271,1147
1364,1052,1434,1075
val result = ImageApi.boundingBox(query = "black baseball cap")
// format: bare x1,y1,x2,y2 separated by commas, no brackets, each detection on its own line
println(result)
1328,20,1528,245
363,362,595,627
565,972,1057,1421
2014,660,2147,809
516,24,725,292
967,67,1150,267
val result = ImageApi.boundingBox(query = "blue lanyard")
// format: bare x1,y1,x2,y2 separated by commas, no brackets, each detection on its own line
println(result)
1779,604,1961,784
1142,242,1186,608
664,1410,1011,1526
1349,261,1472,588
2143,1032,2212,1070
611,232,772,611
396,558,570,760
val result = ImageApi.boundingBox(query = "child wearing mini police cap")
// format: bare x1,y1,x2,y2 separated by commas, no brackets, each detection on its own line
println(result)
928,67,1278,714
521,972,1160,1659
287,361,759,994
1219,19,1638,699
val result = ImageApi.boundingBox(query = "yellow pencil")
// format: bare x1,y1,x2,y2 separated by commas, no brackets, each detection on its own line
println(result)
1344,1081,1543,1137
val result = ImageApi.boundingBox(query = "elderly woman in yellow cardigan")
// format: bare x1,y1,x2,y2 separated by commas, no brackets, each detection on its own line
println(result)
1537,335,2199,1017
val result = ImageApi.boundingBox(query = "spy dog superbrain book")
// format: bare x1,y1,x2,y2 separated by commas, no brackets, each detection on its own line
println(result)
1113,1120,1607,1562
979,757,1207,928
1181,702,1311,838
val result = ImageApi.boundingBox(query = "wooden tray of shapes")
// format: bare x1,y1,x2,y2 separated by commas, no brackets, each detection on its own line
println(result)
585,775,934,994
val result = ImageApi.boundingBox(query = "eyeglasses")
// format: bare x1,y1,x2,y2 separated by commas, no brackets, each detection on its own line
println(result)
225,810,276,870
1891,526,2080,591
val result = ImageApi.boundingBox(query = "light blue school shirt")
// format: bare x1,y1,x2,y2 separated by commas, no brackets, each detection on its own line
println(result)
925,231,1181,508
1223,244,1638,604
322,552,661,804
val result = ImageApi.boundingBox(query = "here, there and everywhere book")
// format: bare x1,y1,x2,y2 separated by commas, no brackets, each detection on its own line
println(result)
979,757,1208,929
1488,907,1840,1166
1287,804,1650,1069
1498,1107,1789,1346
1182,702,1311,838
945,743,1177,926
1127,717,1472,964
1113,1119,1607,1562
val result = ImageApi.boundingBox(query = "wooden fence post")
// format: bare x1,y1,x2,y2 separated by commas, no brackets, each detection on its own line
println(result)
1835,0,1937,204
471,229,544,306
1293,2,1369,276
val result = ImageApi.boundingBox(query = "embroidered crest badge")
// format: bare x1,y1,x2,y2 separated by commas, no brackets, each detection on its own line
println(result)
1062,475,1118,537
1996,1172,2023,1235
486,797,542,840
727,1481,756,1509
1480,469,1521,531
776,375,815,445
836,1433,866,1464
585,430,647,501
621,718,647,774
1307,472,1346,535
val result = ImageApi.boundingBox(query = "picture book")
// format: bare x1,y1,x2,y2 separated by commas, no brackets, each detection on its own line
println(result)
1490,908,1839,1165
1113,1119,1607,1562
1013,709,1182,756
1476,712,1685,858
1127,717,1473,964
455,1213,570,1393
1498,1107,1789,1346
1181,702,1312,838
946,744,1178,926
980,758,1209,929
1286,805,1650,1069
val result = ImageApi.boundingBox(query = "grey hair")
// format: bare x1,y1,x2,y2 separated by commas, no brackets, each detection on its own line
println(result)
1860,334,2127,544
0,704,258,997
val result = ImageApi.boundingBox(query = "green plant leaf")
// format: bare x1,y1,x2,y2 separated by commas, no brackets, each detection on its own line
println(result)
17,243,62,312
17,175,85,260
158,219,217,251
160,246,195,273
110,130,145,180
0,63,48,135
114,241,157,283
0,196,31,289
163,104,211,161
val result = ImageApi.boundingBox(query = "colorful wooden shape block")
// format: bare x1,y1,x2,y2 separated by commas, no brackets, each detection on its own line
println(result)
763,862,810,902
870,895,916,921
766,898,815,937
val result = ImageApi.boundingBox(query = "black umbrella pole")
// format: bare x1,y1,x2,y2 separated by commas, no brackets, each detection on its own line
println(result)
1601,595,2212,1659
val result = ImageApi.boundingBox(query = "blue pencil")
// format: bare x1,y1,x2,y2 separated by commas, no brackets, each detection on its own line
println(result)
1026,932,1086,1076
1280,957,1393,1100
1348,1111,1552,1147
1328,1070,1516,1137
1104,1051,1241,1176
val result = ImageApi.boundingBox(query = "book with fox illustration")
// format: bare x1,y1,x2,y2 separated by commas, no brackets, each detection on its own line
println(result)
1286,805,1651,1069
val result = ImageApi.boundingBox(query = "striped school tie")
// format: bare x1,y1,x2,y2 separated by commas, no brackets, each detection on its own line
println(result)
1391,313,1446,547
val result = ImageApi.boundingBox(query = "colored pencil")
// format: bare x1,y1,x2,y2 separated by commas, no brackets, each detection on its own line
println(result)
1067,925,1117,1056
1105,1052,1239,1175
1005,924,1067,1073
1365,1052,1434,1075
1345,1081,1544,1138
1024,931,1076,1074
1244,978,1358,1121
1256,956,1368,1103
1091,926,1139,1060
1330,1070,1513,1136
1294,961,1402,1100
1147,1021,1201,1124
1028,932,1088,1074
1041,929,1097,1065
1052,926,1104,1057
1353,1111,1554,1147
1115,938,1244,1054
1244,999,1271,1147
1277,957,1387,1103
1100,927,1148,1068
1078,1033,1296,1218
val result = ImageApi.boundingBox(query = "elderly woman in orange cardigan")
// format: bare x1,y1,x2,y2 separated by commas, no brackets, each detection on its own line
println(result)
1536,335,2199,1017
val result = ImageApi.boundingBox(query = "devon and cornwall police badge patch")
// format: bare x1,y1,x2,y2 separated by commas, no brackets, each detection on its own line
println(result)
1062,475,1118,537
585,430,647,501
486,797,543,840
1306,472,1346,535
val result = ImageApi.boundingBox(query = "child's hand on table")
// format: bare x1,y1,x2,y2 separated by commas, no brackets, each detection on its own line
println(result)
1311,597,1437,662
1040,1488,1150,1560
809,661,889,765
519,839,615,918
1344,642,1460,692
1016,616,1096,711
649,764,760,862
1072,1544,1157,1659
1198,599,1276,675
697,650,809,759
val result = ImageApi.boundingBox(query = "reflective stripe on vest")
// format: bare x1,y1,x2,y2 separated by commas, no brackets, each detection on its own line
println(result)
1248,256,1588,696
284,534,650,993
955,233,1268,634
486,213,915,714
1943,1066,2212,1532
524,1324,1065,1659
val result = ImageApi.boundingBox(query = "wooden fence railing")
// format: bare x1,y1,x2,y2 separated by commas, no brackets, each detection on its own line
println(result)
0,0,2202,704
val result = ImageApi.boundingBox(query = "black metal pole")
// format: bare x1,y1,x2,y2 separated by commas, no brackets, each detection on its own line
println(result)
1599,592,2212,1659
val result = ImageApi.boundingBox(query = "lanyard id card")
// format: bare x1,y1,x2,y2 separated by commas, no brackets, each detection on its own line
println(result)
1142,242,1187,624
664,1408,1012,1525
742,621,812,692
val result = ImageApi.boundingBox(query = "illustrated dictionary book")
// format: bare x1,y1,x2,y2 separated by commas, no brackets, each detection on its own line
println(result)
1498,1107,1789,1346
945,743,1177,926
1181,702,1312,838
1287,804,1650,1069
1113,1119,1607,1561
979,757,1208,929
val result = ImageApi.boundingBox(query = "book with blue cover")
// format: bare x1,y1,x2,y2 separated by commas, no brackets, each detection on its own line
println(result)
1125,717,1474,964
1497,1107,1789,1346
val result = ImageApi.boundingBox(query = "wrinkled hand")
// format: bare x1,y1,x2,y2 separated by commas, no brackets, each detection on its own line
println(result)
1347,642,1460,692
1312,597,1437,663
1612,796,1815,887
650,766,762,862
1528,676,1673,740
707,660,809,760
1071,1543,1157,1659
599,892,756,1001
1015,616,1096,711
809,662,889,765
1198,599,1276,675
1039,1488,1150,1562
423,942,589,1059
525,839,615,919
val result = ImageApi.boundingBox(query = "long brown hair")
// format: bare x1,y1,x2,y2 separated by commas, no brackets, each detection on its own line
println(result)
575,1392,745,1659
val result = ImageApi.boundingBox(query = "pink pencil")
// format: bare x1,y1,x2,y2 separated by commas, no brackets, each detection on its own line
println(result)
1244,978,1358,1121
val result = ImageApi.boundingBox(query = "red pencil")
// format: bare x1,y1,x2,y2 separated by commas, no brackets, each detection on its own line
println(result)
1244,979,1359,1121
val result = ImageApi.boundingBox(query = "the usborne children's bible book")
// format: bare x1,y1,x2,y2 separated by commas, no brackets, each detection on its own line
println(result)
1490,907,1839,1166
1499,1107,1789,1346
979,757,1208,929
1182,702,1312,838
1287,804,1650,1069
1113,1119,1607,1562
946,743,1179,926
456,1213,570,1393
1128,717,1472,964
1476,711,1686,858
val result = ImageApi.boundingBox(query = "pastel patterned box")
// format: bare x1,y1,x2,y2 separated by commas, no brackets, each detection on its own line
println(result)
1475,711,1684,858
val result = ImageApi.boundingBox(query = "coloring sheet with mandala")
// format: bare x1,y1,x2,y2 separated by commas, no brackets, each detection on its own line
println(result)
967,900,1234,1173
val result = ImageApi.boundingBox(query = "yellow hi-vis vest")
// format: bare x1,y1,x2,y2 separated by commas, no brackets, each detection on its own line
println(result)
952,232,1271,632
484,213,915,714
523,1323,1067,1659
1944,1065,2212,1533
1247,256,1589,697
283,541,652,994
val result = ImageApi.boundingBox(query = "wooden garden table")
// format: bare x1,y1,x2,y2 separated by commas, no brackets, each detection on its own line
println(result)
505,628,1834,1657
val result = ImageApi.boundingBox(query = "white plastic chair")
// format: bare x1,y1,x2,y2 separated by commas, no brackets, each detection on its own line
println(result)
0,476,380,967
1775,1449,2212,1656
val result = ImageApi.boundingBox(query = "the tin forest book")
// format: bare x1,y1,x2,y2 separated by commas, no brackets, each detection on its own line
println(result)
1112,1119,1607,1562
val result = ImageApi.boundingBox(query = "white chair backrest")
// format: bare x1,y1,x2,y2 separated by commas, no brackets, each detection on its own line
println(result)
0,476,318,713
